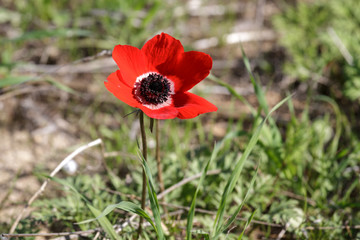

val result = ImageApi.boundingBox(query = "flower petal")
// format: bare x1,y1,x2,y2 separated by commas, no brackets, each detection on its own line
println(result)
173,92,217,119
141,32,184,69
140,105,179,119
157,51,213,93
104,70,140,107
112,45,153,87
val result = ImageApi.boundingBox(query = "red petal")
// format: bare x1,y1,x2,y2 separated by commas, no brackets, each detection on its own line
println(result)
158,51,213,93
139,105,179,119
141,33,184,68
141,33,212,93
173,92,217,119
104,70,140,108
112,45,153,87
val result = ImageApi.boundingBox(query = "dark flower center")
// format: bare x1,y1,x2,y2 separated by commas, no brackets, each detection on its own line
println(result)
134,73,171,105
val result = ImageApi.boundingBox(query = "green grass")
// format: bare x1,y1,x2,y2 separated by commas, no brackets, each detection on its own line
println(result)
10,93,360,239
273,0,360,101
1,0,360,239
23,77,359,239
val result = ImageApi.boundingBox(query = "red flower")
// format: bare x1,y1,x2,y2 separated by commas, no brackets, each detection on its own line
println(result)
105,33,217,119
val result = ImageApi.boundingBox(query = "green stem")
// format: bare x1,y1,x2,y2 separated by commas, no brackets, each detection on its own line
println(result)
155,119,167,215
137,111,147,237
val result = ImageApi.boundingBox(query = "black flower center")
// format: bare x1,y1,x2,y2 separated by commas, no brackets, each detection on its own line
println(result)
134,73,171,105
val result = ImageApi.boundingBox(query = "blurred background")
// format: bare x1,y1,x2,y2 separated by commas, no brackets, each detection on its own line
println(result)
1,0,359,239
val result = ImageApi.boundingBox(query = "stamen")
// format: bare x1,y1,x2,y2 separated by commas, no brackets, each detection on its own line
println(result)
133,72,174,109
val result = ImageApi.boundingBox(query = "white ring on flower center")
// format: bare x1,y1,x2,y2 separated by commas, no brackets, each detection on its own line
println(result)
133,72,175,110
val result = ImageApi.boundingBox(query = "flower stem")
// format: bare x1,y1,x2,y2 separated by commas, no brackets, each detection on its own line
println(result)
138,111,147,237
155,119,167,215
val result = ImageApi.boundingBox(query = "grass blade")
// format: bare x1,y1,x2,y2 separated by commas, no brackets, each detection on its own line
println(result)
212,94,293,238
45,78,78,94
213,165,259,239
141,155,165,240
78,201,157,232
50,177,120,240
0,76,33,88
186,131,239,240
212,153,246,236
207,74,256,116
237,210,257,240
241,46,282,143
186,145,217,240
87,204,121,240
50,177,88,202
241,46,269,115
314,95,342,157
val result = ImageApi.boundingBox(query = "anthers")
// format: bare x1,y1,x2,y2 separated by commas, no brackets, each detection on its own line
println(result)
133,72,174,109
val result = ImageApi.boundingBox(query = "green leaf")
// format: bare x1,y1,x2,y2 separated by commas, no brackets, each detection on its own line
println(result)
87,204,121,240
0,76,33,88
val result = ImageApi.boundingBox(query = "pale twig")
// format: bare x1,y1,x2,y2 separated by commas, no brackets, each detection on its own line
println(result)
276,222,289,240
73,50,112,63
115,214,138,233
2,229,100,239
304,225,360,230
16,50,112,77
1,50,113,102
92,230,101,240
9,139,103,234
226,225,237,238
0,86,54,102
15,58,116,75
281,190,316,206
103,151,138,160
327,27,354,66
193,29,276,50
158,202,282,228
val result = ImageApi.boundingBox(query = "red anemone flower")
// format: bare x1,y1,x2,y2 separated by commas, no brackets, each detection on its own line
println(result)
105,33,217,119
